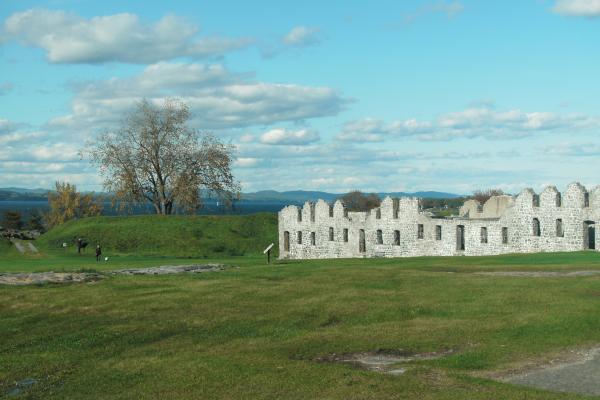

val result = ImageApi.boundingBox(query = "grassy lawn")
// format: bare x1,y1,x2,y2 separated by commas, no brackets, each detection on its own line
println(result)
3,249,600,399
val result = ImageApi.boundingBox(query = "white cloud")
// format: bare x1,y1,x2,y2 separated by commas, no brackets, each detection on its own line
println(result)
282,26,321,47
0,82,13,95
1,9,252,63
552,0,600,17
50,62,346,131
259,128,320,145
337,108,599,142
0,119,17,134
404,1,464,24
542,142,600,156
235,157,261,168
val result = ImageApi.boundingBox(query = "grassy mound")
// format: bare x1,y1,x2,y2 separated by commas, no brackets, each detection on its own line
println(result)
0,237,12,254
37,213,278,257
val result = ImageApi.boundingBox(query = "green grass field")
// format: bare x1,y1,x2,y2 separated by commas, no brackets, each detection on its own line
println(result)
3,216,600,399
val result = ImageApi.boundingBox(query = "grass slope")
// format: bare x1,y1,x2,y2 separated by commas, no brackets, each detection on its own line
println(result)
37,213,278,257
2,252,600,398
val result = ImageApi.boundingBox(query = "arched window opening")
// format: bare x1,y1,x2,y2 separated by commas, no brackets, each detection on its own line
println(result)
533,218,541,237
297,208,302,222
435,225,442,241
532,194,540,208
376,229,383,244
343,228,348,242
394,230,400,246
297,231,303,244
456,225,465,251
310,232,316,245
329,227,334,241
556,193,562,207
585,192,590,208
359,229,366,253
417,224,424,239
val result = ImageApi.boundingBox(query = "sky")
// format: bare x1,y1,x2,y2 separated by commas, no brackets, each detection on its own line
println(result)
1,0,600,194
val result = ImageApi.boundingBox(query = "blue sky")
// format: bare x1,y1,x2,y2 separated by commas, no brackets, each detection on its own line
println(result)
1,0,600,194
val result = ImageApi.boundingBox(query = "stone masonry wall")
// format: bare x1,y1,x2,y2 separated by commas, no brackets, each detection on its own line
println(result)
278,182,600,259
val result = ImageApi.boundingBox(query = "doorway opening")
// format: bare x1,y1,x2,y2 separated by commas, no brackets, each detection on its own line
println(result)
584,221,596,250
359,229,366,253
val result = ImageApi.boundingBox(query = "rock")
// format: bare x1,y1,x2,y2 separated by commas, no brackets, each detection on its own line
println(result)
0,272,103,286
112,264,230,276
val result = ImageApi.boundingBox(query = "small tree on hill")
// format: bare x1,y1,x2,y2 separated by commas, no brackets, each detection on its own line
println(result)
338,190,381,212
46,181,103,228
28,212,46,232
87,98,240,215
472,188,505,205
2,211,23,230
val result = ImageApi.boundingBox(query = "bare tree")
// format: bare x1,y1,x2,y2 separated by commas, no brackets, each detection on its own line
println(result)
87,99,239,215
338,190,381,212
472,188,505,205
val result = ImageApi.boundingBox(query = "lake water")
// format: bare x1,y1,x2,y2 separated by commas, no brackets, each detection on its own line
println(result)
0,200,290,219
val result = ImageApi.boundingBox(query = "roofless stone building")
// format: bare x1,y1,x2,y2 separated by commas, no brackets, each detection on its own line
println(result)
278,182,599,259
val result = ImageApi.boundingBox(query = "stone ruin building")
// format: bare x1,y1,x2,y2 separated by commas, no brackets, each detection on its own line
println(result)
278,182,599,259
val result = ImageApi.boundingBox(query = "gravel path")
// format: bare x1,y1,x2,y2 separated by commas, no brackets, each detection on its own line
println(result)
506,348,600,396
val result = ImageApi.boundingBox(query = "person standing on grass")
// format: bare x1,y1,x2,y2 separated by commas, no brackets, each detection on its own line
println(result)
77,238,82,254
95,244,102,262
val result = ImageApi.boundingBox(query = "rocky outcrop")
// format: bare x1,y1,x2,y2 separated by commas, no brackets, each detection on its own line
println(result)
0,272,103,286
112,264,230,275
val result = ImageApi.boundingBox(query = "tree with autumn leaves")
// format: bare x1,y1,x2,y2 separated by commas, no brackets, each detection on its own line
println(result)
46,181,102,228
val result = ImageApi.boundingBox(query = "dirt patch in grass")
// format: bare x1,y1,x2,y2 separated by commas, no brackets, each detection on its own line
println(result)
474,271,600,278
484,346,600,396
0,272,102,286
315,348,456,375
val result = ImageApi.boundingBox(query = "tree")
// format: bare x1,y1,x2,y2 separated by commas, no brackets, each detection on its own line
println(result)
2,211,23,230
28,212,46,232
88,99,239,215
472,188,505,205
338,190,381,212
46,181,102,228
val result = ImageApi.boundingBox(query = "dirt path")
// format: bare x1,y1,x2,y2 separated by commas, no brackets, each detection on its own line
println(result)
9,239,39,255
474,271,600,278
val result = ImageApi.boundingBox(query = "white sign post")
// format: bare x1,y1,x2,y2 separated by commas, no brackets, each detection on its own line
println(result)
263,243,274,264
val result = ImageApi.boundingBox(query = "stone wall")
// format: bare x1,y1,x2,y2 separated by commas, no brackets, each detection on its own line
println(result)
278,182,600,259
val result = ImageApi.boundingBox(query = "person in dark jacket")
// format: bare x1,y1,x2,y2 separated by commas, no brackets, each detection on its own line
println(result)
77,238,82,254
95,245,102,262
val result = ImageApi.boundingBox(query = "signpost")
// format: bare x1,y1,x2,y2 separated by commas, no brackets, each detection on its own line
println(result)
263,243,274,264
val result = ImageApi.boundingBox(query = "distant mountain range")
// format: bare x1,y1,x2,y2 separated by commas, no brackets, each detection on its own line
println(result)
241,190,463,203
0,187,463,203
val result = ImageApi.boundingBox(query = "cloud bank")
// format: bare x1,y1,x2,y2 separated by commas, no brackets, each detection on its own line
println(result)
337,108,599,142
1,9,252,63
552,0,600,17
51,62,346,131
